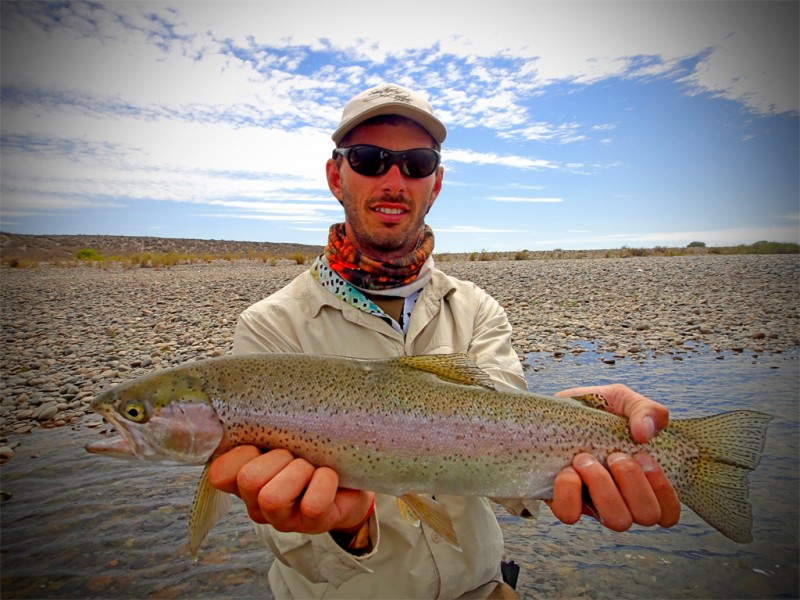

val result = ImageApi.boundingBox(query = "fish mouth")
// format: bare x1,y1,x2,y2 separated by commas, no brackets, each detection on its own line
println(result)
84,410,137,458
85,433,136,458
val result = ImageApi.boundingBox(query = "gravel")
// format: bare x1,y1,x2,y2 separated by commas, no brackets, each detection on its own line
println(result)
1,254,797,459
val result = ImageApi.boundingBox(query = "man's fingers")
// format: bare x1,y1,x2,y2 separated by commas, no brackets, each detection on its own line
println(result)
548,466,583,524
634,453,681,527
628,407,665,444
607,453,660,526
572,453,632,532
300,467,339,519
257,457,316,524
207,445,263,495
555,384,669,443
236,449,295,511
332,489,376,532
207,446,377,536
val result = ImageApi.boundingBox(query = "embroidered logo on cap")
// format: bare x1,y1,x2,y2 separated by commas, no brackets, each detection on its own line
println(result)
364,85,412,104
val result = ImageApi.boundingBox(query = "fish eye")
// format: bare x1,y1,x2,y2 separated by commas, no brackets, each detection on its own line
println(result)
122,401,147,423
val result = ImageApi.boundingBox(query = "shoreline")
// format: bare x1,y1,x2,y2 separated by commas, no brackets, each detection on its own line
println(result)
1,253,798,458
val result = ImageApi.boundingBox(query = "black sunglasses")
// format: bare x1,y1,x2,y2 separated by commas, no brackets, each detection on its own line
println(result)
332,145,441,179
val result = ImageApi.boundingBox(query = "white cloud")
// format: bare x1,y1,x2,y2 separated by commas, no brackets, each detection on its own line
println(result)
488,197,563,203
498,121,588,144
436,225,525,234
0,190,123,212
1,97,333,218
205,200,340,213
445,149,558,170
4,1,795,121
678,4,798,115
198,212,338,223
532,225,800,248
502,183,547,191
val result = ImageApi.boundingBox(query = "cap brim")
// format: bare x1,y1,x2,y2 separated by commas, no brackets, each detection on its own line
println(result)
332,103,447,145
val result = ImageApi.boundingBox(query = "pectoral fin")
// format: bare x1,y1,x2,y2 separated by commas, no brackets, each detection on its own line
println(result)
189,463,232,560
396,495,420,527
398,494,461,551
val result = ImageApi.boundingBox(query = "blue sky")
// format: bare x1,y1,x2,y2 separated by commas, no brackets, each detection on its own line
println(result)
1,1,798,252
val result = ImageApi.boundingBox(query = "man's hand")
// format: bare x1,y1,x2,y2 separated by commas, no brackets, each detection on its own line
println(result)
207,446,375,536
547,383,681,532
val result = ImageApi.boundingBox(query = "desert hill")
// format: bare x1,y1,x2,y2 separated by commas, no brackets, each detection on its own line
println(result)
0,232,324,262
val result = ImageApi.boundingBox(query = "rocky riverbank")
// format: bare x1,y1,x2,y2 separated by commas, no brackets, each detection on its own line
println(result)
1,253,797,459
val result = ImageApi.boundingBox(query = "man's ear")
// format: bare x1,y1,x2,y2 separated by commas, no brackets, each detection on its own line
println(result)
426,166,444,214
326,158,344,204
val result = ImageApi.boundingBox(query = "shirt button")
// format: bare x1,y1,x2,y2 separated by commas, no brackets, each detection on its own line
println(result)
432,533,441,543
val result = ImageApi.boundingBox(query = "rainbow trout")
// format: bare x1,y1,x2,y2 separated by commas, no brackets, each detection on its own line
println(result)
86,353,771,557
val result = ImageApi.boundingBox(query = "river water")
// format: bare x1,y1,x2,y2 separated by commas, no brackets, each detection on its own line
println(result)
1,350,797,599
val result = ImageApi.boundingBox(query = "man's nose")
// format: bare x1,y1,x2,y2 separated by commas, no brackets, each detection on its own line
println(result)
380,163,407,194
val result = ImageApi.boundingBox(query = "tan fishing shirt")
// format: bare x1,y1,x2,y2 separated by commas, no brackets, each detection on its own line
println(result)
232,267,527,599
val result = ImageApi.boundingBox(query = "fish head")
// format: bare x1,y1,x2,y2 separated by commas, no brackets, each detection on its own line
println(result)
85,368,224,465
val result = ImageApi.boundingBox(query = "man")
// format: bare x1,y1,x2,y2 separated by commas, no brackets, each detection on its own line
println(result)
208,83,680,598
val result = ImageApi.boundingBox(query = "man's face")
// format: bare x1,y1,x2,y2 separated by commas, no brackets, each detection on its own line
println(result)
326,120,443,261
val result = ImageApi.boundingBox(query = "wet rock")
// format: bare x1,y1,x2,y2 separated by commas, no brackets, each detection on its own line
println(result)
35,403,60,422
59,383,80,398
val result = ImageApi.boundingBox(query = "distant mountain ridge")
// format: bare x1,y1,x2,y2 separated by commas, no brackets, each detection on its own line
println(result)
0,232,325,261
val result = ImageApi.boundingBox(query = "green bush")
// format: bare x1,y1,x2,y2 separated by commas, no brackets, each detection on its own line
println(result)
75,248,104,261
749,241,799,254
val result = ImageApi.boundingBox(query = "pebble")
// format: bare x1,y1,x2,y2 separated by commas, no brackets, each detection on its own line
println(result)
0,255,797,460
35,403,60,422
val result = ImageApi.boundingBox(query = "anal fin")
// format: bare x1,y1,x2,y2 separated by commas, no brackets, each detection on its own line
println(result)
490,497,542,519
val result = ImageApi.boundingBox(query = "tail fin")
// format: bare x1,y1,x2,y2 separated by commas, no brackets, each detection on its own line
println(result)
669,410,772,543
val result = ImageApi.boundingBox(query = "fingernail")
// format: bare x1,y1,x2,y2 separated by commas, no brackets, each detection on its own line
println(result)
606,453,627,466
642,415,656,439
574,454,595,469
634,453,655,472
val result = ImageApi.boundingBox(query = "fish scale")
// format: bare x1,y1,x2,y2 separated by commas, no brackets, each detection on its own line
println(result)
86,352,772,557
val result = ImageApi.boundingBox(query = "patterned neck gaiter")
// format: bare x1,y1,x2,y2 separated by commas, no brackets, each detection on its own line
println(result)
324,223,435,291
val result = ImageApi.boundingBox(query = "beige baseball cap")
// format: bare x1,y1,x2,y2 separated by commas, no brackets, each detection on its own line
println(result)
332,83,447,145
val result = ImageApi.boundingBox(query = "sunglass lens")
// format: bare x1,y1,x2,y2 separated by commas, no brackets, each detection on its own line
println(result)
404,150,438,178
347,146,385,176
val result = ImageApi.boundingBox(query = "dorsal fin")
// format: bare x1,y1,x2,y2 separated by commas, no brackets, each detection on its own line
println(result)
396,354,496,390
570,393,611,412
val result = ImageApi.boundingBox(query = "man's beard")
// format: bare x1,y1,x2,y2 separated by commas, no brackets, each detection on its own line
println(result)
342,191,427,257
